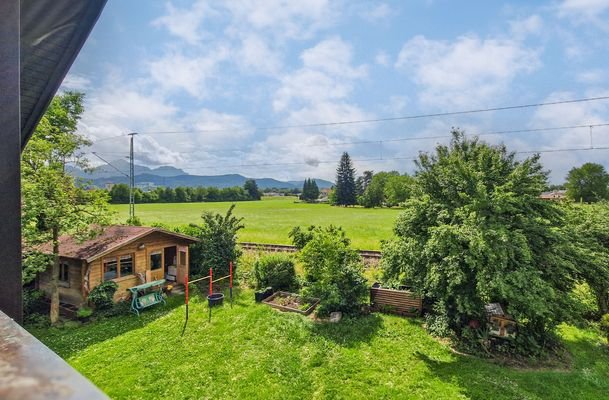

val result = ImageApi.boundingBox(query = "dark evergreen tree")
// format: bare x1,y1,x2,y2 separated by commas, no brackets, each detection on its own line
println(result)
243,179,261,200
335,152,357,206
310,179,320,200
301,178,320,202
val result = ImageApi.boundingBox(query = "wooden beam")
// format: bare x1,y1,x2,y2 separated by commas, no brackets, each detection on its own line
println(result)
0,0,22,323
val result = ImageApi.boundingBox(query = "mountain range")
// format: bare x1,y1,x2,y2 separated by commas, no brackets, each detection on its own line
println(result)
69,160,333,190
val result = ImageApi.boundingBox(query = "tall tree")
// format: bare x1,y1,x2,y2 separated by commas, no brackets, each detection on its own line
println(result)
244,179,261,200
360,171,398,208
565,162,609,203
335,152,357,206
381,130,576,354
301,178,320,202
21,92,111,323
355,170,373,197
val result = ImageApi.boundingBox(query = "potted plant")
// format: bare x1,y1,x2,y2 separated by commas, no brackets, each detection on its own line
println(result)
76,307,93,322
164,284,174,295
255,287,273,303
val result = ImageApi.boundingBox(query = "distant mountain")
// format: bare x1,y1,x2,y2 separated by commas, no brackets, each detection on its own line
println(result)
72,161,333,190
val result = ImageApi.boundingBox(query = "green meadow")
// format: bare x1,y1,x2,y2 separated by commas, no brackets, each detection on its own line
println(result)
111,197,402,250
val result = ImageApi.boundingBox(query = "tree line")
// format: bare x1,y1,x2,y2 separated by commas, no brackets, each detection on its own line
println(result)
107,179,262,204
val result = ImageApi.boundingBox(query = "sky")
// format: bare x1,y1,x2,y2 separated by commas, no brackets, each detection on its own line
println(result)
62,0,609,183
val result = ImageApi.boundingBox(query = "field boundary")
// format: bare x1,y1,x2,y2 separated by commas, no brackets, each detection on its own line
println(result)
238,242,382,262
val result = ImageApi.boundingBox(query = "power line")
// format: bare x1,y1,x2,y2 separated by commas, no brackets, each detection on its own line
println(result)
180,145,609,173
91,152,129,177
134,95,609,135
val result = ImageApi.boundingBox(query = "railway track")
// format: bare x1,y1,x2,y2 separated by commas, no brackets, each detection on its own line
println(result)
238,242,382,262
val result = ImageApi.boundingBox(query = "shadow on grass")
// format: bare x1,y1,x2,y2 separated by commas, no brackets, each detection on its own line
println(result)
28,295,186,359
413,329,609,400
308,312,384,348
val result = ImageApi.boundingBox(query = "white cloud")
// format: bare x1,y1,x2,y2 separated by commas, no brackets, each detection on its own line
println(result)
510,15,543,39
375,50,390,66
359,3,392,22
152,1,215,45
238,34,282,75
395,35,540,108
576,69,606,84
557,0,609,21
148,46,230,98
274,37,367,111
60,74,91,91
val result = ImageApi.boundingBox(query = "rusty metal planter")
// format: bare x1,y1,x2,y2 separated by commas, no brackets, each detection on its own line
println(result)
262,291,320,315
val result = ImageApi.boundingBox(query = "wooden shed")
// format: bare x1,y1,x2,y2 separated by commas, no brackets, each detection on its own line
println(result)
37,225,198,306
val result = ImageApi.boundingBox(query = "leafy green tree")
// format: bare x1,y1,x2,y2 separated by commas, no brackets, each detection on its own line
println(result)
381,130,576,354
564,203,609,316
565,163,609,203
109,183,130,203
298,226,368,316
21,92,111,323
335,152,357,206
360,171,398,208
356,170,373,197
187,204,244,277
175,186,190,202
384,174,413,206
244,179,261,200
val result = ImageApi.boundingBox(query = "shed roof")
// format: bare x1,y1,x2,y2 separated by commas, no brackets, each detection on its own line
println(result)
38,225,198,263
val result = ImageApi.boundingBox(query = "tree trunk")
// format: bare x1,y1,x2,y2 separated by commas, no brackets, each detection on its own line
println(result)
50,226,60,324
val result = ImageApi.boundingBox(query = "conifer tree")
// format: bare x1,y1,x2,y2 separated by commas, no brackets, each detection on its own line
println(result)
335,152,357,206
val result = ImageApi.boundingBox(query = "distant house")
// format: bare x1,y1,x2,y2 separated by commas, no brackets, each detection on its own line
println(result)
539,190,567,201
37,225,198,306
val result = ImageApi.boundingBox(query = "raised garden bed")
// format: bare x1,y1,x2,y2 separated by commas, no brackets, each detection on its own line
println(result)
262,291,320,315
370,284,423,316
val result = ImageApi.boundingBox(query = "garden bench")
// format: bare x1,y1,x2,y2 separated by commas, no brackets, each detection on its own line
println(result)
128,279,166,316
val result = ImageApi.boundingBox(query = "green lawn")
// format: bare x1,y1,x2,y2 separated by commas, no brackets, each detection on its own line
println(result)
111,197,402,250
31,290,609,400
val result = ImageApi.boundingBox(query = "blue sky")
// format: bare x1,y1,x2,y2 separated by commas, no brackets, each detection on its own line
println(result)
63,0,609,183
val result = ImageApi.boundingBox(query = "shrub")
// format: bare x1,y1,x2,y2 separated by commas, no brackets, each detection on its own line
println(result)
254,253,298,291
23,288,47,316
188,204,244,277
601,314,609,342
88,281,118,310
299,226,368,316
76,307,93,319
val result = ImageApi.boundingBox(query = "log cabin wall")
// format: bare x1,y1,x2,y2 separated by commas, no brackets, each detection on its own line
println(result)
37,258,85,306
86,231,192,302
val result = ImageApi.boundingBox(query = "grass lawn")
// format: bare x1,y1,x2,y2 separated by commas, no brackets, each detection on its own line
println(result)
110,197,402,250
30,289,609,400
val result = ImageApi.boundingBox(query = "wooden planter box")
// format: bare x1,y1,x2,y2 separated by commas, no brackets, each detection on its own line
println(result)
370,286,422,316
262,291,320,315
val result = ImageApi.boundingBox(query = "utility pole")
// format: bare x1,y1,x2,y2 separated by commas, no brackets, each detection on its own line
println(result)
128,132,137,220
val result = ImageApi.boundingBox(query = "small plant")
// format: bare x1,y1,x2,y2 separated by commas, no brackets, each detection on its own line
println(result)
253,253,298,291
77,307,93,319
600,314,609,342
88,281,118,310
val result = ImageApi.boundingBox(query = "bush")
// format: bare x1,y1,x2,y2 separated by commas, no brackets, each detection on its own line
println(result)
601,314,609,342
254,253,298,291
299,226,368,316
88,281,118,310
76,307,93,319
188,204,244,277
23,288,47,316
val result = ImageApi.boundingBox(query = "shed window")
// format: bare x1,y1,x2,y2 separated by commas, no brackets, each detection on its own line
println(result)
150,251,162,270
58,263,69,286
120,254,134,277
103,257,118,281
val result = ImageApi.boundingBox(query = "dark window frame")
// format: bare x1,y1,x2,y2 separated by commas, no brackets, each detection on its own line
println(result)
103,253,135,281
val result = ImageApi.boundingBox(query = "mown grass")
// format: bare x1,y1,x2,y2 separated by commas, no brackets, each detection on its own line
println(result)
30,289,609,400
110,197,402,250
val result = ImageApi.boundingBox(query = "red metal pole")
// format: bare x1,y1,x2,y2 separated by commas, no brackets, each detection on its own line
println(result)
209,267,213,295
185,273,189,305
